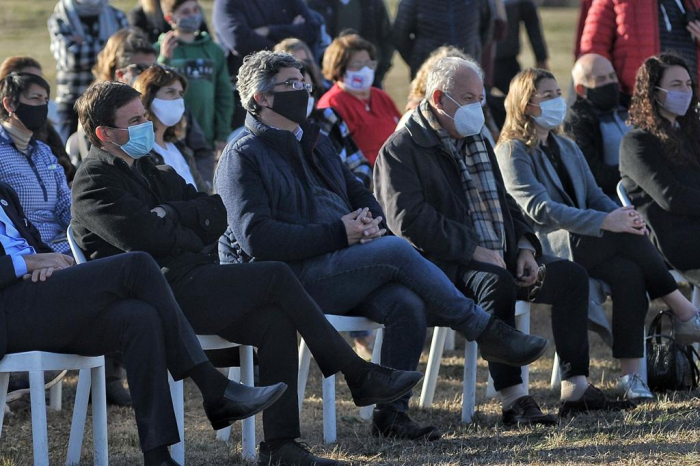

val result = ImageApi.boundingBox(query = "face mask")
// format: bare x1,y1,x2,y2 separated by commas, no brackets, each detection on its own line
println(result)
111,121,155,158
585,82,619,112
174,12,203,33
269,89,309,124
344,66,374,91
656,87,693,116
76,0,103,6
306,96,315,118
532,96,567,129
151,97,186,127
14,103,48,132
443,94,485,137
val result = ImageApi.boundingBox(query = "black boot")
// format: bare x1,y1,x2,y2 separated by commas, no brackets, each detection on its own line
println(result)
346,362,423,407
476,316,548,366
371,408,441,441
203,381,287,430
258,440,347,465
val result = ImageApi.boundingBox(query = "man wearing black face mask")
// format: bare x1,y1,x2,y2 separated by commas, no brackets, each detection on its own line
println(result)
566,53,632,200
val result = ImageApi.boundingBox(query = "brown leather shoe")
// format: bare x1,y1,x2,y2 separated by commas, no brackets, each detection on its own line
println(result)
502,396,557,426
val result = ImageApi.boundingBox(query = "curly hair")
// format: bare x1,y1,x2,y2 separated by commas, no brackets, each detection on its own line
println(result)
628,53,700,166
133,65,188,142
498,68,563,153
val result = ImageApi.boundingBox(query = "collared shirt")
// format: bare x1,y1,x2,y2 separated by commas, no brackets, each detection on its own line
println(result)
0,204,36,277
293,125,304,142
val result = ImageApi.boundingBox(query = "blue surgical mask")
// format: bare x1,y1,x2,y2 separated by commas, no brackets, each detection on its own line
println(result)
656,87,693,116
112,121,155,158
532,96,567,129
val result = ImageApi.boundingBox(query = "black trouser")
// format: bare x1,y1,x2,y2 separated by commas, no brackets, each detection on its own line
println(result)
571,232,678,359
459,255,590,391
493,56,521,95
170,261,358,441
3,252,207,452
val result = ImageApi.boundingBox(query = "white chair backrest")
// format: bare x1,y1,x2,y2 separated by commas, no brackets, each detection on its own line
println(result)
616,180,632,207
66,225,88,265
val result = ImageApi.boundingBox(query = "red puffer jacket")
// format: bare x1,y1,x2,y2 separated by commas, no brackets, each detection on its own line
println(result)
580,0,700,95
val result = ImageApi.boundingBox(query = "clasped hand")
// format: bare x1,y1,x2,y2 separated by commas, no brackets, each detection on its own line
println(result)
22,253,74,282
342,207,387,245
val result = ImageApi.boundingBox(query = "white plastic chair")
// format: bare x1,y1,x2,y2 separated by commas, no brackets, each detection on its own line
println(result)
0,351,107,465
67,226,258,463
419,301,531,423
297,315,384,444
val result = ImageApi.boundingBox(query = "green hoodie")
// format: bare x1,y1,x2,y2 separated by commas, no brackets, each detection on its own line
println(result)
155,32,233,146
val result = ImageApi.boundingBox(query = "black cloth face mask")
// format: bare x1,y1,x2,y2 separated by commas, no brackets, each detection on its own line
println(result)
14,102,48,132
585,82,620,112
269,89,309,124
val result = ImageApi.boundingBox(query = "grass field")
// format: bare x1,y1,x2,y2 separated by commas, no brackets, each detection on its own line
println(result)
3,2,700,466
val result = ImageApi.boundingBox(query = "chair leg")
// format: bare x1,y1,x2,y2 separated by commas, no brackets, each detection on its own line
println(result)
90,365,108,466
49,381,62,412
297,339,311,413
550,353,561,391
0,372,9,438
29,370,50,466
419,327,448,409
239,346,256,460
66,369,92,465
640,328,648,385
444,329,456,351
169,376,185,465
322,374,336,444
359,328,384,420
462,341,478,423
515,303,531,395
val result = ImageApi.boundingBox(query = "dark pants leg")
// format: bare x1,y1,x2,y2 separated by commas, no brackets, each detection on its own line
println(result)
170,261,359,441
351,283,427,413
571,232,678,358
493,56,521,94
3,252,208,452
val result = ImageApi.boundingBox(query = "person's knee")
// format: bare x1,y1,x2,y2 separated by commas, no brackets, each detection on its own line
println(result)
113,299,164,341
264,261,298,289
367,286,428,340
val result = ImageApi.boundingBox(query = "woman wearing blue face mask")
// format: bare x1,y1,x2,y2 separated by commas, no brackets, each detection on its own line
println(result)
495,68,700,402
620,53,700,288
133,65,209,193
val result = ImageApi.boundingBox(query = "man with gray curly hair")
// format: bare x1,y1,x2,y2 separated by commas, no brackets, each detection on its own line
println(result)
375,56,626,425
217,50,550,443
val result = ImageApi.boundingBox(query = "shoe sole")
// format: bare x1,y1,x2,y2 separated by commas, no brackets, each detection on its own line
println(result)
210,384,288,430
482,340,549,367
371,425,442,441
502,415,557,426
353,374,423,407
6,370,68,403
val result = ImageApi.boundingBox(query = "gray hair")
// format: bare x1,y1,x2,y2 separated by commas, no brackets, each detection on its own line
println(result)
425,56,484,98
236,50,302,115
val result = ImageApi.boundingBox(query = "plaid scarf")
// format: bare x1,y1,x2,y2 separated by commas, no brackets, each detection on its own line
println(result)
417,100,505,255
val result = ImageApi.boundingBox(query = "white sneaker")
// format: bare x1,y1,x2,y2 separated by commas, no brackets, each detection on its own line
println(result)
673,312,700,345
617,373,654,401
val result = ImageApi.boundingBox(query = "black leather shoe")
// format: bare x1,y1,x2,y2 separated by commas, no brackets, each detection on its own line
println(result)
502,395,557,426
559,384,636,417
258,440,347,465
476,316,548,366
203,381,287,430
106,380,133,407
347,364,423,407
371,408,441,441
159,460,181,466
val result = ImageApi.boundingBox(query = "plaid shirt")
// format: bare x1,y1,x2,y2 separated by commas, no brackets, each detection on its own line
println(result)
311,107,373,189
48,7,128,105
0,127,72,253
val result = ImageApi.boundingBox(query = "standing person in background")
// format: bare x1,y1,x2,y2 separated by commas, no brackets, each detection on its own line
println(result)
128,0,208,43
0,56,76,183
212,0,321,129
567,53,630,200
393,0,492,78
306,0,394,88
493,0,549,95
318,34,400,166
580,0,700,100
48,0,128,142
155,0,232,154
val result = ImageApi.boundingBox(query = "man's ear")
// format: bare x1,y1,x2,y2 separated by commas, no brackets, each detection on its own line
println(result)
430,89,444,109
574,83,587,98
2,97,16,115
253,92,270,109
115,69,126,83
95,126,111,143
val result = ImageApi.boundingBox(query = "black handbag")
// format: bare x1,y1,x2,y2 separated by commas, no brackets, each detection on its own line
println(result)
645,310,700,392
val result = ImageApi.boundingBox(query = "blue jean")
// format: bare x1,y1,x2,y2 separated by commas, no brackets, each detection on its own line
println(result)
293,236,492,410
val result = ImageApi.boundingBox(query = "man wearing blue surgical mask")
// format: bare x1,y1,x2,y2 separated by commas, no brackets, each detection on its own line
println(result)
375,57,604,424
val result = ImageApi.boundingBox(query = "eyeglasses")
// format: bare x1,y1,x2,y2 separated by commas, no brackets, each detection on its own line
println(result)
525,264,547,302
533,92,562,102
346,60,378,71
274,80,313,92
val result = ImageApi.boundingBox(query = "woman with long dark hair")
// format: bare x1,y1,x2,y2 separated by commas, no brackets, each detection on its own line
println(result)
620,53,700,286
495,67,700,401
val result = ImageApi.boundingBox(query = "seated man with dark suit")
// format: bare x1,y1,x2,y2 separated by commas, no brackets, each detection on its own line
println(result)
0,181,286,466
